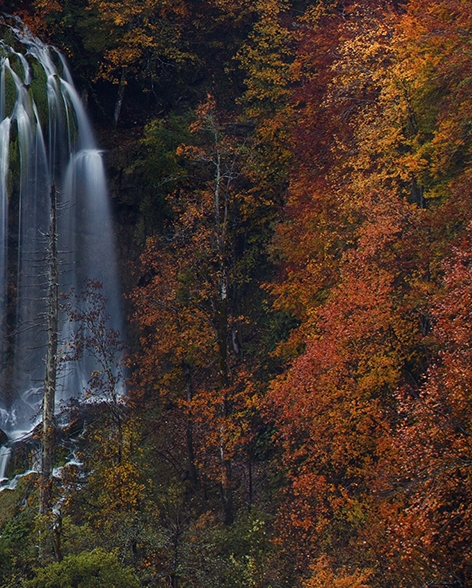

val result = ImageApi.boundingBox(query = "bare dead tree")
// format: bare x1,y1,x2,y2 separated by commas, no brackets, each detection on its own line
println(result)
40,184,59,518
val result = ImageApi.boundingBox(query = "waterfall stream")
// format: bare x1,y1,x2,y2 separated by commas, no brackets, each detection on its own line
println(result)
0,21,122,451
0,445,11,480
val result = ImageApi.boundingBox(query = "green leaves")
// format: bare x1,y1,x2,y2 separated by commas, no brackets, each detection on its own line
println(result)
22,549,140,588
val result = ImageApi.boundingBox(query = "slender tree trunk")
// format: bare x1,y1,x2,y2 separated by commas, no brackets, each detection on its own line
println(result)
217,294,234,525
40,184,59,517
113,68,127,130
184,365,198,486
220,440,234,525
207,107,235,524
53,511,62,562
247,460,253,509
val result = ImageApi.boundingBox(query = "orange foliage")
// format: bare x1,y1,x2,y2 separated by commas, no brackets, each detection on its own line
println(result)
302,556,372,588
266,0,472,583
269,193,428,572
130,98,265,523
384,228,472,585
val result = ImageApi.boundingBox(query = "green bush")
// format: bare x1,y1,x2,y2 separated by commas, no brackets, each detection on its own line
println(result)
22,548,140,588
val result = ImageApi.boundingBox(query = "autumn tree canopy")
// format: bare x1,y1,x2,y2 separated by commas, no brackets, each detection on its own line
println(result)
1,0,472,587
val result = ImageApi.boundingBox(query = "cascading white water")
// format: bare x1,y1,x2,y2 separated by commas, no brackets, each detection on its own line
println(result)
0,445,11,480
0,21,122,443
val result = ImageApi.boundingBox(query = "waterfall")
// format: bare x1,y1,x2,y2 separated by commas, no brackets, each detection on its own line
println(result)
0,445,11,480
0,21,122,442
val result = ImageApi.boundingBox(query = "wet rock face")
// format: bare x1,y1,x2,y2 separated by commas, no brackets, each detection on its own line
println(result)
0,429,8,445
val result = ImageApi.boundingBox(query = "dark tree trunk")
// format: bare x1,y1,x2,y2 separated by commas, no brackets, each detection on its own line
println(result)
184,365,198,487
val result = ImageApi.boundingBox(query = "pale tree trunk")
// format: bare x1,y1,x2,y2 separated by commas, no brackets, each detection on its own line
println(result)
210,114,234,525
40,185,59,518
217,292,234,525
113,68,127,130
196,103,238,524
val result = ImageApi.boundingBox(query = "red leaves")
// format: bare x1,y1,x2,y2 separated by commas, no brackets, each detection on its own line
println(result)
386,228,472,582
264,0,472,582
268,194,422,571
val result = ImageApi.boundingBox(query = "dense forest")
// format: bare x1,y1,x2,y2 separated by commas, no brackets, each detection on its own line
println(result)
0,0,471,586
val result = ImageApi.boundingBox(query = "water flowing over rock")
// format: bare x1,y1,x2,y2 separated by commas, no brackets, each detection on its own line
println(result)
0,20,122,443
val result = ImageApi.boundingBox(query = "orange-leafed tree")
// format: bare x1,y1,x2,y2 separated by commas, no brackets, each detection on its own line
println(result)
371,2,472,584
264,0,472,585
264,0,471,583
268,190,430,579
384,228,472,587
302,556,372,588
131,97,269,525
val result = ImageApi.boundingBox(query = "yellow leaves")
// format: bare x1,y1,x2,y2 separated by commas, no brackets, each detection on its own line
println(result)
300,0,338,27
94,461,147,516
104,47,140,67
87,0,192,78
33,0,63,12
111,13,126,26
237,0,293,118
318,0,472,211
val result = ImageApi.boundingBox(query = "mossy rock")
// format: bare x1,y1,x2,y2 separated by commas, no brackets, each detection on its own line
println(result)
27,56,49,129
4,66,17,118
0,28,17,49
